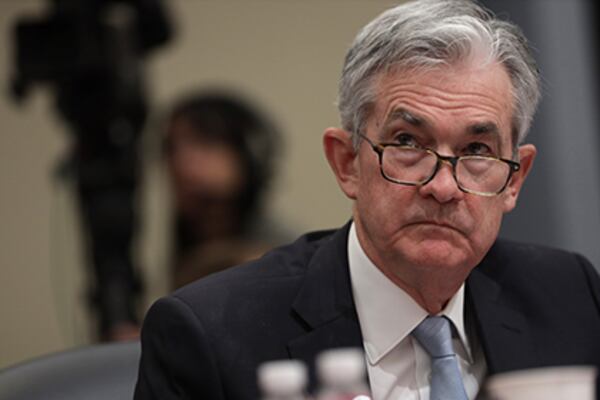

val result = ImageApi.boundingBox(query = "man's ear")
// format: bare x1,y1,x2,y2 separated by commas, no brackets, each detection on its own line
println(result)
323,127,359,199
503,144,536,212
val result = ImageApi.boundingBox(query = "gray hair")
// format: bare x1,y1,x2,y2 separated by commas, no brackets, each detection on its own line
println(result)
338,0,540,149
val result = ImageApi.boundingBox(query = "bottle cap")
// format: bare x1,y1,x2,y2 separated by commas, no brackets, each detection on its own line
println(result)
257,359,307,396
316,348,366,387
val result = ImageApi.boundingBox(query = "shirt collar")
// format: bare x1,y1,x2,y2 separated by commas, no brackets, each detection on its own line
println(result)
347,222,473,365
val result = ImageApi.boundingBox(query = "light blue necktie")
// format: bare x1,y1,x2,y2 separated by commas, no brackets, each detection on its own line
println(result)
412,316,468,400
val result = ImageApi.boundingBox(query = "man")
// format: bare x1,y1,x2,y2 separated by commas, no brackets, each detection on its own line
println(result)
135,1,600,399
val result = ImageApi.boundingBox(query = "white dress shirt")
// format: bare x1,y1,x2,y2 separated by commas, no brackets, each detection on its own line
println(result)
347,223,487,400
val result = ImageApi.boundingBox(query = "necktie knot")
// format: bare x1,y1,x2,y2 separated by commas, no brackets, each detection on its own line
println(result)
412,316,454,358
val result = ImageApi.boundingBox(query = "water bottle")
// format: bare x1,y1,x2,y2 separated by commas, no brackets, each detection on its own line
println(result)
315,348,371,400
258,359,308,400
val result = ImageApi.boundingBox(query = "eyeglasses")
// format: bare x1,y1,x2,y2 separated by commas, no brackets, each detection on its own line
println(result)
359,134,520,197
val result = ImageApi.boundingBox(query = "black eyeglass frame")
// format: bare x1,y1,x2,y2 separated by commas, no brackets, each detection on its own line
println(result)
358,133,521,197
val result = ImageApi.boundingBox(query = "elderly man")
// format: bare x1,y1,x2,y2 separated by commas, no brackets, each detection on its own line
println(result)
135,1,600,399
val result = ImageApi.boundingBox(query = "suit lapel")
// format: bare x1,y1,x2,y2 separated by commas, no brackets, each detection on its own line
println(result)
287,223,363,368
467,244,536,374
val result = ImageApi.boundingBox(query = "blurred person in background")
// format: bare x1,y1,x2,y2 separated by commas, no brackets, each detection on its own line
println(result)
163,90,292,288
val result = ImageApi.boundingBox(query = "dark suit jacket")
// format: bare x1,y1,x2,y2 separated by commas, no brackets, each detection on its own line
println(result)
135,223,600,399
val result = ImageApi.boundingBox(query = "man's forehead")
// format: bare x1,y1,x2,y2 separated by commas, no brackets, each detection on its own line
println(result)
370,65,515,144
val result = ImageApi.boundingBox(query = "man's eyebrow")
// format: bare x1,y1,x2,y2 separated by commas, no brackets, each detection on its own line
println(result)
468,121,504,152
381,110,504,145
468,122,500,136
382,107,428,130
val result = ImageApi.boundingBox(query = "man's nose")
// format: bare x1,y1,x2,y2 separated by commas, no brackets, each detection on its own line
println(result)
417,160,464,203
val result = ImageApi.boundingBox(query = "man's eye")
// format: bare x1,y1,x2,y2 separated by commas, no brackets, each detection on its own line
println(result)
394,133,419,147
464,142,493,156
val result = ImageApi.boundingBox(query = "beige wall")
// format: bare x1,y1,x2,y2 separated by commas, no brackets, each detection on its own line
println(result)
0,0,400,367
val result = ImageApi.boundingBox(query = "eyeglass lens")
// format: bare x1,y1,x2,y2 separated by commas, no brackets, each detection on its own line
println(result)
381,146,511,194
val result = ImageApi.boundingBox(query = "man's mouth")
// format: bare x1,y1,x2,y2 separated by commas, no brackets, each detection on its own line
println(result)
407,220,466,236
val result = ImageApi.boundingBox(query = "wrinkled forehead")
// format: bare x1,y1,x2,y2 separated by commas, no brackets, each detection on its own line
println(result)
368,62,516,147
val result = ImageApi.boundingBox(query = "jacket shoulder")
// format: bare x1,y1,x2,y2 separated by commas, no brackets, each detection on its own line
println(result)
483,238,590,273
480,239,600,303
